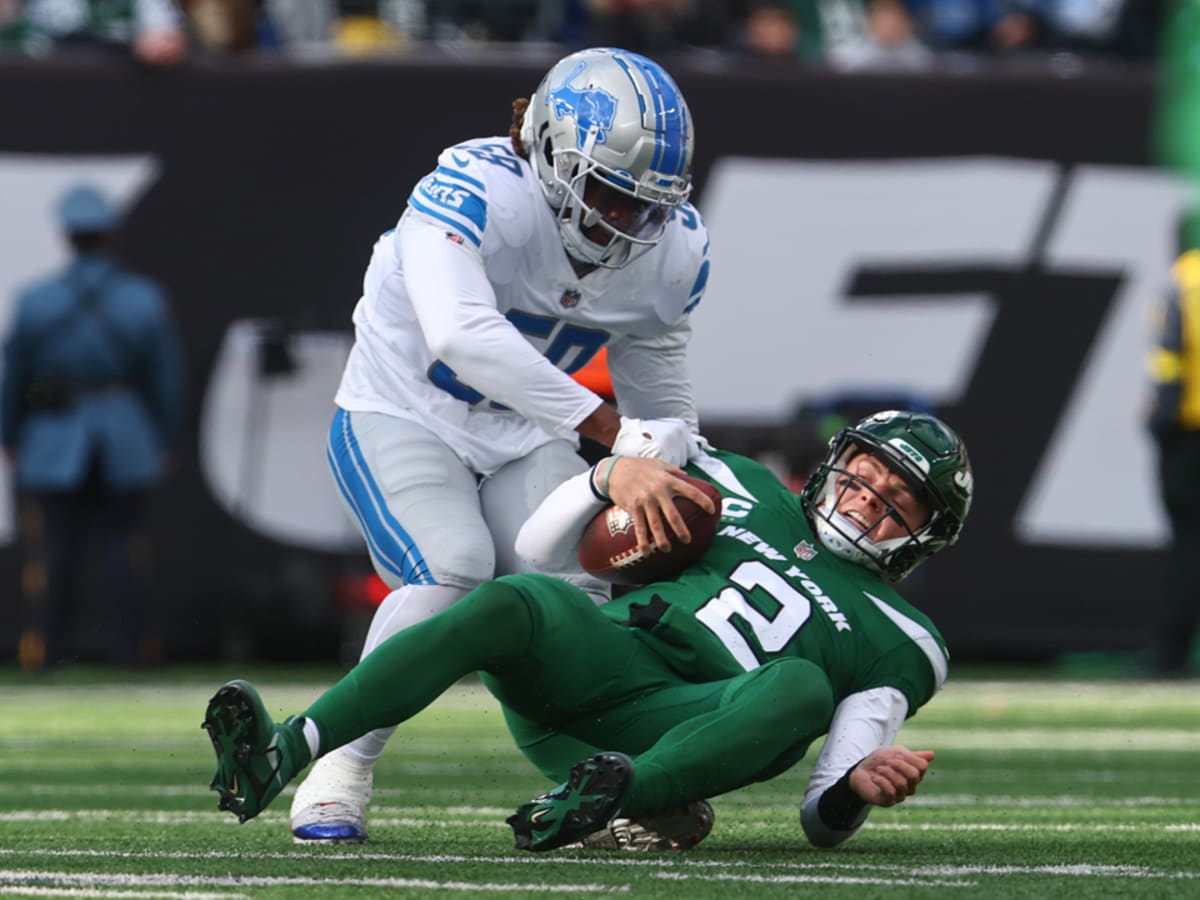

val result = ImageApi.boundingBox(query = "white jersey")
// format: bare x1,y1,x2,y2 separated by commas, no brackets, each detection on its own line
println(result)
335,136,710,475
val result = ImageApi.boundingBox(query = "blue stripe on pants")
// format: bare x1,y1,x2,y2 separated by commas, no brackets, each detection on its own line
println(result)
326,409,435,585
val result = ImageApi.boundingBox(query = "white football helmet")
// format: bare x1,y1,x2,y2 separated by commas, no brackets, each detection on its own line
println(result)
521,47,694,268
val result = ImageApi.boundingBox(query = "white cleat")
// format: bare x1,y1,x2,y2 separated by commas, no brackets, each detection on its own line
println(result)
289,749,374,843
570,800,715,851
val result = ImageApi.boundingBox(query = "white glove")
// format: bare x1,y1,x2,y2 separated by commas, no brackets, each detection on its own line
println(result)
612,416,695,466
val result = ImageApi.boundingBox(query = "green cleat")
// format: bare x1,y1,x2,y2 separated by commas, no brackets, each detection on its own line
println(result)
202,679,310,823
571,800,715,851
507,752,634,852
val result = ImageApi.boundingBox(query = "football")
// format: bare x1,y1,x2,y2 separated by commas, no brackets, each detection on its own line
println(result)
577,476,722,585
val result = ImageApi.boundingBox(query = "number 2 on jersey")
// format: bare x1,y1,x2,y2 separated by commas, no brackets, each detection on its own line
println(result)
694,560,813,671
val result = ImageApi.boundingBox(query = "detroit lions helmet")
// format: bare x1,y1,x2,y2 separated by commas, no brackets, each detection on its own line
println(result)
521,47,694,268
800,410,973,581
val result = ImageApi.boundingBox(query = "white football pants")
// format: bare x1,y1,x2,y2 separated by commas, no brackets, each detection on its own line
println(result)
326,408,608,763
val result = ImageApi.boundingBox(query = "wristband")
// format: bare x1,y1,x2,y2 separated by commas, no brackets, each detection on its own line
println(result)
589,461,609,502
817,762,869,831
596,456,618,500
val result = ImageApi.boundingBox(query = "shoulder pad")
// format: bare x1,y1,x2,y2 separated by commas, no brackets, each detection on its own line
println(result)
657,203,711,319
407,137,534,249
865,591,949,693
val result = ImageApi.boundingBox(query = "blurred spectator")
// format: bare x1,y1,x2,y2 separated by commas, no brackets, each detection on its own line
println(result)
826,0,931,69
0,0,43,53
584,0,732,52
740,1,931,70
1145,3,1200,677
8,0,190,65
898,0,1162,58
1144,244,1200,677
900,0,1043,53
328,0,425,53
264,0,334,48
427,0,540,42
1,183,186,671
1030,0,1164,61
182,0,426,56
742,1,803,57
180,0,284,54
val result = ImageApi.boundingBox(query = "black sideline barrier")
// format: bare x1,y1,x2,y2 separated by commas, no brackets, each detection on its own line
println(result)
0,52,1163,662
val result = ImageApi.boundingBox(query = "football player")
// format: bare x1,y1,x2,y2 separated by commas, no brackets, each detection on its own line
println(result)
205,410,973,852
296,47,711,842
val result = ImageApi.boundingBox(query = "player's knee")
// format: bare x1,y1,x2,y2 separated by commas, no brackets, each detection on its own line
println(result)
457,581,533,636
373,526,496,590
738,658,835,732
424,545,496,589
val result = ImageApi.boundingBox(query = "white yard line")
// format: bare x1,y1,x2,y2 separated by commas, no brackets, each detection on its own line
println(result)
0,871,623,894
1,849,1197,882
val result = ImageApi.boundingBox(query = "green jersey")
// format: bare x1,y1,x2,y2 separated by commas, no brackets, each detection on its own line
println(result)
601,449,949,716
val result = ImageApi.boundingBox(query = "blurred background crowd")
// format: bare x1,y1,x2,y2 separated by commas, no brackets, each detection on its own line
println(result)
0,0,1170,68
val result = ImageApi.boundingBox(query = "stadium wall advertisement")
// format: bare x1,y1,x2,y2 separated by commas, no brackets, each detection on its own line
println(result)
0,54,1176,661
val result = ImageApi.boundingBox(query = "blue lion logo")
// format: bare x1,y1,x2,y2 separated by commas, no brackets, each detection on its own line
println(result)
546,61,618,149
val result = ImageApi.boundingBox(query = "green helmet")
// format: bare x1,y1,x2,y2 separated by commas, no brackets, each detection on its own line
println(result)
800,410,973,581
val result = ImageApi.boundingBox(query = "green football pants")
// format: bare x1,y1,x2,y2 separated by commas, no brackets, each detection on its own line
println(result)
303,573,835,818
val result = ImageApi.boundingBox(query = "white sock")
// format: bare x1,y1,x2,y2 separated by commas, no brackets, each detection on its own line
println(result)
342,583,470,763
302,717,321,759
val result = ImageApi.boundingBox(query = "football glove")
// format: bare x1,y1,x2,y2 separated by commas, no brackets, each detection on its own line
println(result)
612,416,697,466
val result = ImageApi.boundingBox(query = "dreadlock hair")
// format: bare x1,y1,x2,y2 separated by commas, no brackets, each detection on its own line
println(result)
510,97,531,160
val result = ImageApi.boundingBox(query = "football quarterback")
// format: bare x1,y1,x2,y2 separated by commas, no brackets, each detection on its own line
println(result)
205,411,974,853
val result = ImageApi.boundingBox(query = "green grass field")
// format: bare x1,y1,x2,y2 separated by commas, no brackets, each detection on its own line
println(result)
1,665,1197,898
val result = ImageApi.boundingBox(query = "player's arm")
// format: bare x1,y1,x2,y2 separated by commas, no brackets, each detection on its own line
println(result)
400,217,605,439
799,687,933,848
606,324,698,431
401,218,694,462
515,457,716,567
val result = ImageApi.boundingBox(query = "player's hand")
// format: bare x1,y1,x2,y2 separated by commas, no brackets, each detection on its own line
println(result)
605,456,716,554
848,746,934,808
612,416,695,466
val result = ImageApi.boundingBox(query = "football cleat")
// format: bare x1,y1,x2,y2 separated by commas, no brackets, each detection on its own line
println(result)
569,800,715,851
290,749,374,843
202,679,310,824
507,752,633,852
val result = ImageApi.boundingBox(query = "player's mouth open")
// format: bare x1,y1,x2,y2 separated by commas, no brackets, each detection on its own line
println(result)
843,509,871,533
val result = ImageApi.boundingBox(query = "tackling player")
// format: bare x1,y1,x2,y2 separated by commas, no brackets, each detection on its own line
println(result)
297,47,711,841
205,410,973,851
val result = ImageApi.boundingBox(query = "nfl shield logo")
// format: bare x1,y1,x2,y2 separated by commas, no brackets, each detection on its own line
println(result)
794,540,818,561
560,288,582,308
